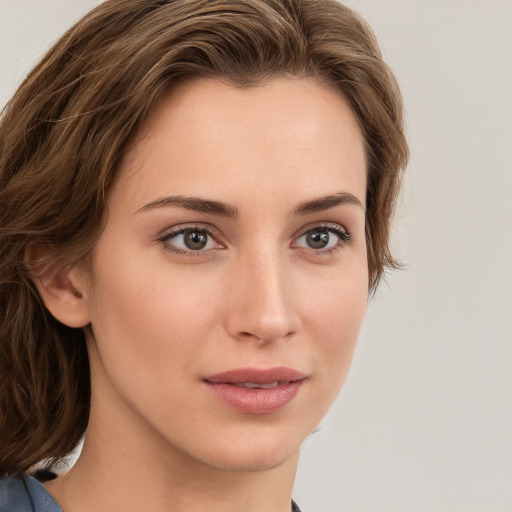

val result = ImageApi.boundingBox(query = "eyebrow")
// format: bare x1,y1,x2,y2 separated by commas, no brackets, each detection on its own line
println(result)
136,195,239,217
136,191,364,217
292,192,364,215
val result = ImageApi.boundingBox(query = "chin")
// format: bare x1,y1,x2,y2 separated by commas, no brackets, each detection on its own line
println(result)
183,423,305,473
198,446,299,473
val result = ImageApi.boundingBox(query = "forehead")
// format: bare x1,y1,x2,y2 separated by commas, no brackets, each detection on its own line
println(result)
114,77,366,211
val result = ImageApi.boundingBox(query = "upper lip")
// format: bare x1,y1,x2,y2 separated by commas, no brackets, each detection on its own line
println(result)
205,367,306,384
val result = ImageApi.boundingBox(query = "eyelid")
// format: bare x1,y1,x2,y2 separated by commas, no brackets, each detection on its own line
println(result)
156,221,351,257
291,222,352,252
292,221,350,239
157,223,225,255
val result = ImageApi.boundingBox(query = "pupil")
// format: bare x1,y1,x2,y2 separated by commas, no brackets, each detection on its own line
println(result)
184,231,207,250
307,230,329,249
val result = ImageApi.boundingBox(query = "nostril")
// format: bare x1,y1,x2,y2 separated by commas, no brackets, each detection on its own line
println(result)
237,329,295,344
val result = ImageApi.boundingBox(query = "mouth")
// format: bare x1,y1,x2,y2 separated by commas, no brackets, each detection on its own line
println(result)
234,381,286,389
204,367,306,414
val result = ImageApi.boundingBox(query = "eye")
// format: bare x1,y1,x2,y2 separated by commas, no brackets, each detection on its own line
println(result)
159,226,220,254
294,225,351,252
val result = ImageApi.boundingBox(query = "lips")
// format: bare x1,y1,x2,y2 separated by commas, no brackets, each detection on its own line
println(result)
204,367,306,414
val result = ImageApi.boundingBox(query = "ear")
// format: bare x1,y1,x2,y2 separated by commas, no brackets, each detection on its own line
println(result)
25,244,91,328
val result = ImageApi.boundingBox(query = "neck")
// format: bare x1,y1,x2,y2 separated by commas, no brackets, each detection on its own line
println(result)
46,443,299,512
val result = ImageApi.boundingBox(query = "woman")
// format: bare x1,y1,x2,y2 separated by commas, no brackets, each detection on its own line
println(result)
0,0,408,510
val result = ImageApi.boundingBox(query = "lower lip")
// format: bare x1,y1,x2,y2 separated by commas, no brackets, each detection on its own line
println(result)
205,380,304,415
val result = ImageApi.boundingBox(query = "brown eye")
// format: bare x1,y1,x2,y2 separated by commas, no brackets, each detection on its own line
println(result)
306,230,330,249
183,231,208,250
294,225,350,252
161,227,218,253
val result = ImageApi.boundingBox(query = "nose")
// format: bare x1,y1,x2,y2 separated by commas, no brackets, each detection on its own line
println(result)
224,247,301,345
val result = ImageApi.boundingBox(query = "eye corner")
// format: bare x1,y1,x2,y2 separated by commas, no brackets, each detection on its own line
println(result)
157,223,224,257
292,222,352,254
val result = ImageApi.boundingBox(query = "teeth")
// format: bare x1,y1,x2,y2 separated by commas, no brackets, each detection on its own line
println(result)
238,381,282,389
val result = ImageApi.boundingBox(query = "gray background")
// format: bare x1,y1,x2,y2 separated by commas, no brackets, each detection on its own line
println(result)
1,1,511,511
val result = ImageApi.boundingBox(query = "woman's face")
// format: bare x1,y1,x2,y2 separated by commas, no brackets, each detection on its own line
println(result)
82,78,368,472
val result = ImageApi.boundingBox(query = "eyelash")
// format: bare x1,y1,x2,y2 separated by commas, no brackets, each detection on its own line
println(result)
157,224,221,257
157,223,352,257
293,223,352,256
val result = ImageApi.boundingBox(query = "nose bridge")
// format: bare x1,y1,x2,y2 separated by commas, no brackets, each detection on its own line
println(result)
226,243,298,344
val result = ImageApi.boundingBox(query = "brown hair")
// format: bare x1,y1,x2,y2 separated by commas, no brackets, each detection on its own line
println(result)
0,0,408,475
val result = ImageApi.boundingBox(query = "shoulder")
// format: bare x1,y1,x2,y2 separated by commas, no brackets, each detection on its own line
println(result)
0,474,62,512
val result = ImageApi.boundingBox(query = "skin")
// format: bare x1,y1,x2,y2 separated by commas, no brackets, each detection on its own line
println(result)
41,77,368,512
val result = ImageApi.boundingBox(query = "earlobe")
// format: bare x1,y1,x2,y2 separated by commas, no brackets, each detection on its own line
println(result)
25,244,91,329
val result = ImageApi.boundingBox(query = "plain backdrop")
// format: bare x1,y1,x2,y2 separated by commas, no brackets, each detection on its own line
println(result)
1,1,511,511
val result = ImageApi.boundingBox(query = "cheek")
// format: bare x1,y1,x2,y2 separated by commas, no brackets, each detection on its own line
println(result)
84,252,223,432
87,245,226,375
302,262,368,382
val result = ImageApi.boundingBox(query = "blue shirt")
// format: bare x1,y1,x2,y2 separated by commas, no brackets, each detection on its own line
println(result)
0,474,303,511
0,475,62,512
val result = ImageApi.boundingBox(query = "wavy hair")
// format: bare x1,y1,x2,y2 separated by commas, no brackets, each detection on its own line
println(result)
0,0,408,475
